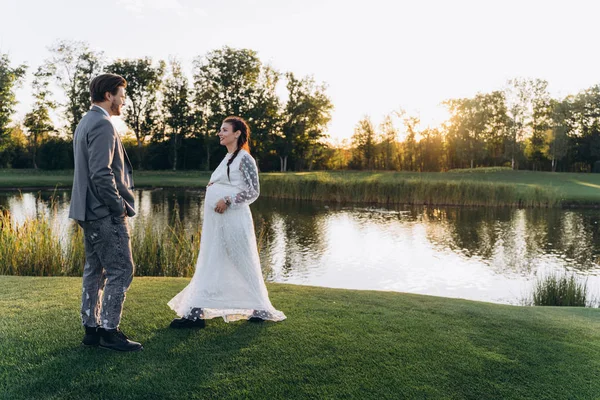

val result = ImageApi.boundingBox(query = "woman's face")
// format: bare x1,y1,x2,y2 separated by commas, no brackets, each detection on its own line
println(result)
218,122,239,148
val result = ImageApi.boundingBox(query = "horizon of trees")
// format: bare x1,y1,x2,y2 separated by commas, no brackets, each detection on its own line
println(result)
1,40,600,173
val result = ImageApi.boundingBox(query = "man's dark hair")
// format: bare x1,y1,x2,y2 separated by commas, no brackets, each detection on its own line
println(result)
90,73,127,103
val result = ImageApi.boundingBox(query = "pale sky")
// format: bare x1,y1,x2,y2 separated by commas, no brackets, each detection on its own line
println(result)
2,0,600,142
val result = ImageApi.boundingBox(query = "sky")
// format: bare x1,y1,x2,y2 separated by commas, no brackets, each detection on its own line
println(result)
2,0,600,142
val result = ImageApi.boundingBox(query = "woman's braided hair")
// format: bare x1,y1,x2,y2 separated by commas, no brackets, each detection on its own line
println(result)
223,116,251,181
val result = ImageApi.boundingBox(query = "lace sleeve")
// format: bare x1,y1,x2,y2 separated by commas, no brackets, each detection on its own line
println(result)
224,154,260,208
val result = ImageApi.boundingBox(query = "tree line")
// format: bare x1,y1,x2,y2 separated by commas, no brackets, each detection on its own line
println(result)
1,41,600,172
348,79,600,172
0,40,333,172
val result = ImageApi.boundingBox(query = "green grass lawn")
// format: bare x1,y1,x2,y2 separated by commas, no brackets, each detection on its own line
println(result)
2,168,600,206
0,169,213,189
260,169,600,204
1,277,599,399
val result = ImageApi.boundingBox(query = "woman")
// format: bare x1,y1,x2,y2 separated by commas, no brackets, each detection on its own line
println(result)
168,116,286,327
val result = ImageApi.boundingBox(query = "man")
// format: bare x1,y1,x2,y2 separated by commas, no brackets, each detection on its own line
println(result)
69,73,142,352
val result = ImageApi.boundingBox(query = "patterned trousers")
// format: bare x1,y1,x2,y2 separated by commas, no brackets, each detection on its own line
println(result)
78,215,135,330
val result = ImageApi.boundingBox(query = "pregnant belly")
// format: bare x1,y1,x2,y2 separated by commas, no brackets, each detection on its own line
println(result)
205,184,235,208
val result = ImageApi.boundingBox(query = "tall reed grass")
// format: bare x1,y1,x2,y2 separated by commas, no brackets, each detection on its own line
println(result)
0,209,66,275
131,203,201,277
260,172,561,207
532,272,589,307
0,201,206,277
0,198,269,277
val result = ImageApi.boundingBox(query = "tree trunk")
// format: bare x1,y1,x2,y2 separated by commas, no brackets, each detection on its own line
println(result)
279,156,284,172
284,155,288,172
136,136,143,170
32,136,38,170
172,134,178,171
205,142,211,171
552,141,556,172
511,131,516,170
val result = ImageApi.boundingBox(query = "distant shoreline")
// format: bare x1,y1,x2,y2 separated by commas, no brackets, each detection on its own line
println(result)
2,169,600,208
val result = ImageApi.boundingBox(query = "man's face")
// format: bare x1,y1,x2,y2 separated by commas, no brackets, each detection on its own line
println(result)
108,86,126,116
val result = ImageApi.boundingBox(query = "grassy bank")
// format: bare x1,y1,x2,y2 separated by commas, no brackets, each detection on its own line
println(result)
0,169,212,189
3,168,600,207
0,277,599,399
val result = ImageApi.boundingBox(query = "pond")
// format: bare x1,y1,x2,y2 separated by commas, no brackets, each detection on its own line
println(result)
2,189,599,305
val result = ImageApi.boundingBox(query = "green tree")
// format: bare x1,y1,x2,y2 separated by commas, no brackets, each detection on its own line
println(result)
0,125,29,168
162,59,192,171
245,65,282,170
0,53,27,144
107,58,165,167
402,116,419,170
526,79,552,170
444,92,508,169
418,127,445,171
379,114,399,170
350,116,376,170
193,47,262,170
481,91,510,166
567,85,600,171
23,65,56,169
546,98,571,172
325,139,352,170
505,78,542,169
280,72,333,171
48,40,103,135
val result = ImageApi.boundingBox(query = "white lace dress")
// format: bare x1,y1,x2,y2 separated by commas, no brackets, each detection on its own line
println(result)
168,149,286,322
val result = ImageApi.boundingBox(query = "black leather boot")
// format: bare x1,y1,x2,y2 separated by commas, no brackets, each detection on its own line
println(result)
169,317,206,329
99,328,143,352
81,326,102,347
248,310,266,323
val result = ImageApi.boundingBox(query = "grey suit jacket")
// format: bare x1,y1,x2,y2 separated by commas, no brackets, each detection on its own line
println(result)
69,106,136,221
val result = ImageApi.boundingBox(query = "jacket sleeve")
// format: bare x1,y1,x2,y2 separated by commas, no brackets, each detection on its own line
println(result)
87,119,126,216
224,153,260,208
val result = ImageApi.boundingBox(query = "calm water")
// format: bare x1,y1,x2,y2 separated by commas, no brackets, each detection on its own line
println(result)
2,189,600,305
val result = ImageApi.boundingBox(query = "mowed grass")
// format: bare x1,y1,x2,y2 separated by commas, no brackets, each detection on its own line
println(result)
2,168,600,206
0,169,212,189
1,276,599,399
259,169,600,206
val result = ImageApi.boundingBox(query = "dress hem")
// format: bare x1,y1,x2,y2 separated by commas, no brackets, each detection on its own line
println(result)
167,301,287,323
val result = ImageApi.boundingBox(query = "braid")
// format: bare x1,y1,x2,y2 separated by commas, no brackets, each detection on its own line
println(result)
223,116,251,182
227,148,242,181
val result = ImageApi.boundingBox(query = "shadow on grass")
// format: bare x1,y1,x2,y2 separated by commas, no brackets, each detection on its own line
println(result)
4,317,270,400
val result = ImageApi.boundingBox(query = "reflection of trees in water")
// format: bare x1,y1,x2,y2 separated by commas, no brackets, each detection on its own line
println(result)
252,198,329,281
554,211,600,271
421,206,600,274
147,189,204,229
3,190,600,278
421,206,510,260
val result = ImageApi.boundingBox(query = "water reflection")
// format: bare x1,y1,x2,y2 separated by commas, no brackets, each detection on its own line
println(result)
1,189,599,305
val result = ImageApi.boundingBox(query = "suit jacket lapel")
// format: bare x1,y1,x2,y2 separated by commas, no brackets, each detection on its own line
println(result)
114,130,133,169
122,142,133,170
